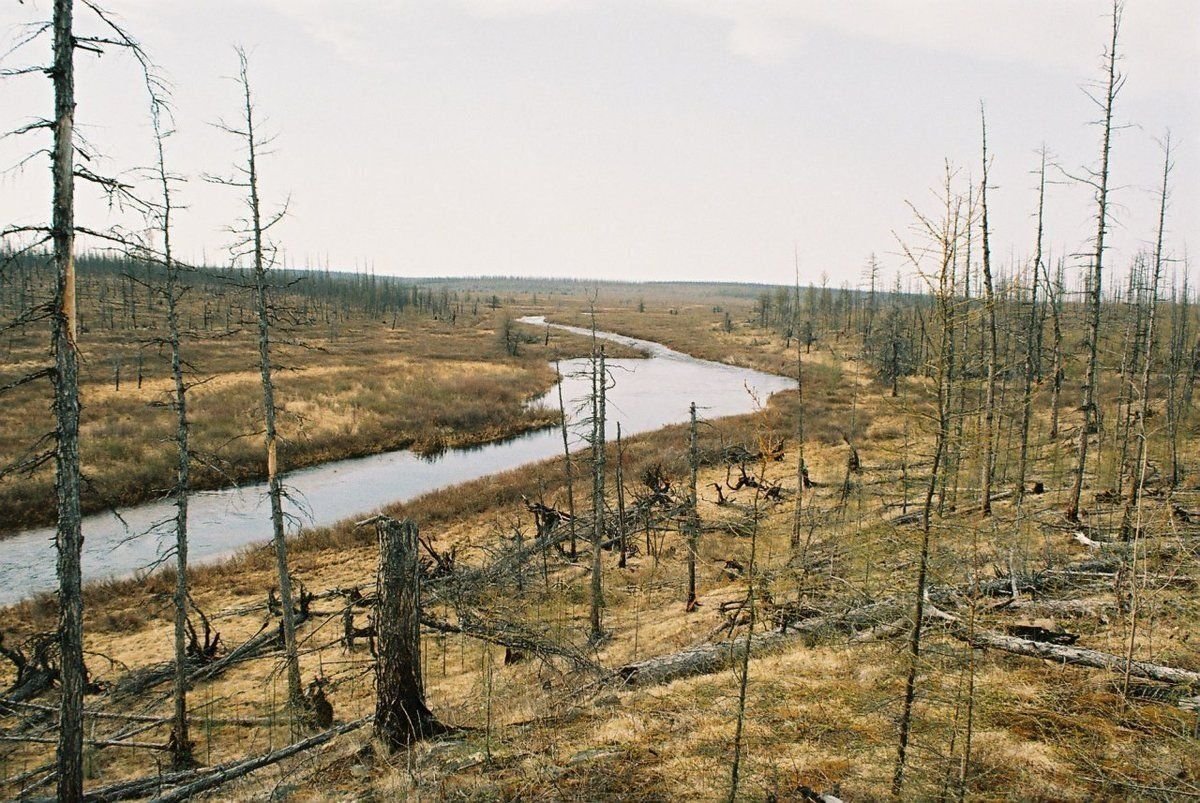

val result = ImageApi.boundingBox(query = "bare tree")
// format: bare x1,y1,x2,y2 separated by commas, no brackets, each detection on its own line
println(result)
212,48,304,709
1014,149,1048,502
142,85,198,770
892,163,962,797
1067,0,1124,522
1118,136,1171,703
978,104,999,517
685,402,700,610
555,359,578,561
49,2,85,797
589,344,607,642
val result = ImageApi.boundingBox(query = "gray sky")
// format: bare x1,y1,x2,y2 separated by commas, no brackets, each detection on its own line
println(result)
3,1,1197,287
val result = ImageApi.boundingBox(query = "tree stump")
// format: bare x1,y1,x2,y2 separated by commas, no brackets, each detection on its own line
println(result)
373,517,441,749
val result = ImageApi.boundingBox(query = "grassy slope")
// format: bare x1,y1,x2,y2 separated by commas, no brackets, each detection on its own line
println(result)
1,296,1198,800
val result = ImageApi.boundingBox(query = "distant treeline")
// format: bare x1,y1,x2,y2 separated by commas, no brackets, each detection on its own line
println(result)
0,250,490,327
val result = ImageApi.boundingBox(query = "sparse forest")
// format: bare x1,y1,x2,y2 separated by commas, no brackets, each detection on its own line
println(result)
1,1,1197,801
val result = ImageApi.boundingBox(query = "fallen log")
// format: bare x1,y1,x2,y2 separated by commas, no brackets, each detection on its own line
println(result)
37,716,373,803
424,611,603,675
927,607,1200,687
617,601,900,686
150,716,371,803
0,734,167,751
2,700,275,727
617,629,787,686
113,620,282,698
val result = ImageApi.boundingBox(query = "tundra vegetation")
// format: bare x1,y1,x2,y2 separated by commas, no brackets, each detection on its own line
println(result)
2,2,1198,800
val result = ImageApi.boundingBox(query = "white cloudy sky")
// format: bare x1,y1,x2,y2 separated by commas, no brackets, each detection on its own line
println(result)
2,1,1197,286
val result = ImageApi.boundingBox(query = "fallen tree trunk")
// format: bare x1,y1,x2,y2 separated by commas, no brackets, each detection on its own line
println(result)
617,601,900,686
40,716,372,803
927,607,1200,687
112,621,281,699
617,629,789,686
151,716,371,803
424,611,602,675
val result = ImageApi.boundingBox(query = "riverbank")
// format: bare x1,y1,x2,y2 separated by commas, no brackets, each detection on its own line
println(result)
0,314,641,537
3,299,1198,800
0,321,788,601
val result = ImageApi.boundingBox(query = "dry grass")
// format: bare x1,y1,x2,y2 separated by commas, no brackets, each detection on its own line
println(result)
2,293,1199,801
0,273,640,534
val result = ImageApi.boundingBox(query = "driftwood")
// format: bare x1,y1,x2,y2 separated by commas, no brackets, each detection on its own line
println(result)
927,606,1200,687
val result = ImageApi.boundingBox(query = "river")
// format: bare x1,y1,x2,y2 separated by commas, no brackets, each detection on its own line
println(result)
0,318,793,606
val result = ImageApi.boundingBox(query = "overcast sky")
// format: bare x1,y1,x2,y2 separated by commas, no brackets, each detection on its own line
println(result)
2,1,1197,287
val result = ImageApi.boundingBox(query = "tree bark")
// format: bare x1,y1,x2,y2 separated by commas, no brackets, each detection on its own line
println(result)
51,1,84,799
590,346,606,641
374,517,440,748
686,401,699,609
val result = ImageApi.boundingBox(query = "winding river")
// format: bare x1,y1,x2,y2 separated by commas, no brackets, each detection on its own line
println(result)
0,318,793,606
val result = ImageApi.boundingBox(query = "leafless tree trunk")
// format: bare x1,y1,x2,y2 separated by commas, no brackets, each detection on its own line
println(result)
50,1,84,797
1118,140,1170,702
616,422,628,569
590,346,606,642
978,105,998,518
555,360,578,561
1165,272,1189,487
1014,149,1047,502
228,49,303,708
791,269,808,557
1067,0,1123,522
686,401,699,610
893,165,960,797
148,94,196,770
1045,259,1065,442
373,517,440,748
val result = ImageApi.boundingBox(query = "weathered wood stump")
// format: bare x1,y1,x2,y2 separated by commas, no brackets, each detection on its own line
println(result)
373,517,442,749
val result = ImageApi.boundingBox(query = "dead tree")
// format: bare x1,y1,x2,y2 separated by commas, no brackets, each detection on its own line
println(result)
1014,149,1048,502
790,269,808,557
212,49,304,709
616,422,629,569
555,359,578,560
892,164,962,797
373,517,441,747
1045,259,1066,441
49,3,85,797
978,104,999,518
588,342,608,642
136,74,199,770
686,402,700,610
1067,0,1123,522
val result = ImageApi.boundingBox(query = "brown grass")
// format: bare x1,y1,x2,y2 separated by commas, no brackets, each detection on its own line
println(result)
0,278,640,535
1,293,1198,801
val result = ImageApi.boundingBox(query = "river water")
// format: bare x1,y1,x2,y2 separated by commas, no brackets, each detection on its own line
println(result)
0,318,792,606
